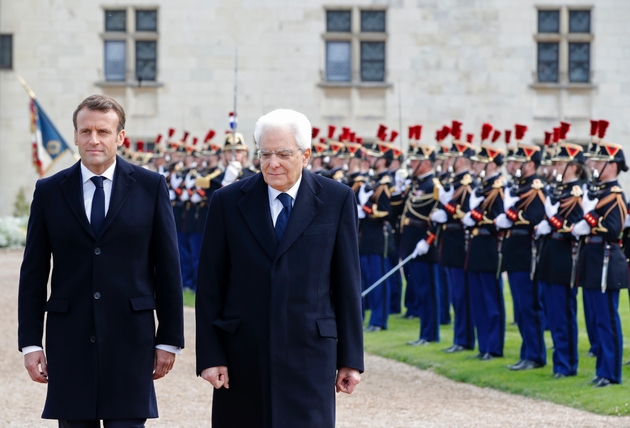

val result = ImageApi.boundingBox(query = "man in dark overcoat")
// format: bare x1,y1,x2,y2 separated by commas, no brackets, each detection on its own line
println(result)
18,94,184,427
195,108,364,428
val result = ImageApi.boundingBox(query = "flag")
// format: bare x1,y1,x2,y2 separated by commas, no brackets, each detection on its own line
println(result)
229,111,237,130
30,98,72,177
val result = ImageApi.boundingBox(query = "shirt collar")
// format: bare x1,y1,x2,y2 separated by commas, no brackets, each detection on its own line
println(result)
268,173,302,204
81,160,117,184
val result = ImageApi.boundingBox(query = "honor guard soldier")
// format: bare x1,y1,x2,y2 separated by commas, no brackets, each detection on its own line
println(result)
462,138,506,361
496,127,547,371
220,132,258,186
309,126,327,174
359,137,395,332
387,131,406,316
536,142,586,378
323,127,348,181
343,138,366,187
435,132,478,352
572,139,629,387
391,139,440,345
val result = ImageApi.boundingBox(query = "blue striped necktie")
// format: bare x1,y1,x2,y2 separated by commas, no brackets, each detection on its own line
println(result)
275,193,293,241
90,176,105,235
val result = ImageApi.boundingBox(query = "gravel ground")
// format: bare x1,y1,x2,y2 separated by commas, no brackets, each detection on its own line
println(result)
2,249,629,427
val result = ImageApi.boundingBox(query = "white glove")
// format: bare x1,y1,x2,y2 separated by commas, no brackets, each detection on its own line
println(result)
430,209,448,224
582,194,598,214
535,219,552,238
221,161,242,186
495,213,513,229
504,189,520,214
411,239,430,258
625,214,630,229
190,192,203,204
544,196,560,219
170,174,183,189
462,211,476,227
394,174,407,194
185,172,197,189
169,189,176,201
179,189,190,202
572,219,591,238
357,205,366,220
358,184,374,206
438,186,455,206
469,190,484,210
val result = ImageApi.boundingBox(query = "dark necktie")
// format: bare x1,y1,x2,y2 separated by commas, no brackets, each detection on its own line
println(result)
275,193,293,241
90,176,105,235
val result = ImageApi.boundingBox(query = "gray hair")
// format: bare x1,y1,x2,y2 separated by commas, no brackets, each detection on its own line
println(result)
253,109,312,151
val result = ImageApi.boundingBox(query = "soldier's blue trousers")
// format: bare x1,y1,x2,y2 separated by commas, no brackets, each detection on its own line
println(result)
583,289,622,383
437,265,451,325
404,261,440,342
541,282,578,376
446,267,475,349
468,272,505,356
178,232,203,291
508,271,546,365
583,290,599,357
361,254,391,329
388,253,403,314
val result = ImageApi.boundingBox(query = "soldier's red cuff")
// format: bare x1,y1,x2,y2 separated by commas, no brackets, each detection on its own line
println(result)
187,189,194,196
549,215,563,229
471,209,483,222
174,187,183,196
444,203,456,215
197,189,206,197
506,208,518,222
362,202,374,215
425,233,436,246
584,211,599,227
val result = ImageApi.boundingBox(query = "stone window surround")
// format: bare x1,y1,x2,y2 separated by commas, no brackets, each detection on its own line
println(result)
96,6,162,88
531,5,594,89
0,34,12,70
319,6,391,89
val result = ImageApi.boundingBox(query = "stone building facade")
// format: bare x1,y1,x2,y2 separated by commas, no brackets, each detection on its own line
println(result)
1,0,629,214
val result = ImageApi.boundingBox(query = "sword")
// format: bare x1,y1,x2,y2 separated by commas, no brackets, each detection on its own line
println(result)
530,236,538,281
569,238,583,288
496,231,504,280
601,243,611,293
362,253,415,298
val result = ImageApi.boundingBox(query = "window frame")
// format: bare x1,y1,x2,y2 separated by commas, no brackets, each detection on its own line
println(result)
100,6,160,86
321,6,389,87
0,34,13,70
533,6,594,87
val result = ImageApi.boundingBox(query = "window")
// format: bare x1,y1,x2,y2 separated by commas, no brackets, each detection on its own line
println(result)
102,8,158,83
0,35,12,69
323,8,387,84
535,7,593,84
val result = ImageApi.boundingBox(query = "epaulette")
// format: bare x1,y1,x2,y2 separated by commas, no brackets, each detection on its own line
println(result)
196,168,222,188
332,170,344,181
492,176,505,189
461,174,473,186
612,185,623,193
570,185,583,197
531,178,544,190
379,175,392,185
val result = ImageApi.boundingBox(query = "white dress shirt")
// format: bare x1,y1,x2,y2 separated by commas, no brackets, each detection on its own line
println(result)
268,175,302,226
23,160,180,356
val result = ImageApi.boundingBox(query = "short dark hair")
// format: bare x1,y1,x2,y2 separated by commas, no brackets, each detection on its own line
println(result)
73,94,126,133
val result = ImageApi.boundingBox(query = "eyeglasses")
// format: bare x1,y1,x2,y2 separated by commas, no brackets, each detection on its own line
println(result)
257,148,303,161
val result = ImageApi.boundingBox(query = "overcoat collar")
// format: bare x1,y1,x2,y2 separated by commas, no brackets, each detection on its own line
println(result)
60,156,135,239
238,170,323,262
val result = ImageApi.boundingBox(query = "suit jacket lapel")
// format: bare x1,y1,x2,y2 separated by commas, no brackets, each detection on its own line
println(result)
274,170,322,263
60,161,95,239
238,174,277,260
100,156,135,236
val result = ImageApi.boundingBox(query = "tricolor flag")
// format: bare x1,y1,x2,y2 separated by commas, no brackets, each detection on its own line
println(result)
30,98,72,177
229,111,237,130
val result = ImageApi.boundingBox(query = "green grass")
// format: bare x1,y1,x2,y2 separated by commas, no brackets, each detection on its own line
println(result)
182,283,630,415
364,281,630,416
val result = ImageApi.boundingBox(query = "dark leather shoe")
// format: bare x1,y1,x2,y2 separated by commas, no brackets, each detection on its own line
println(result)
480,353,494,361
593,377,612,388
407,338,429,346
508,360,524,370
364,325,382,332
510,359,544,371
586,351,596,358
588,376,602,384
467,353,483,359
443,344,466,353
553,373,567,379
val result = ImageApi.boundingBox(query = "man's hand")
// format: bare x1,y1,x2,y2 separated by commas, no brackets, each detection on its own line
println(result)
494,213,513,229
358,184,374,206
335,367,361,394
544,197,560,219
438,186,454,206
24,350,48,384
221,161,242,186
503,188,520,213
153,349,176,380
469,191,484,210
411,239,430,258
572,219,591,238
430,209,448,224
582,194,599,215
201,366,230,389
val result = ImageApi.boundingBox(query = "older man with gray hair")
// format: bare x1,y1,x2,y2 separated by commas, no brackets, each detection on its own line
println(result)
195,109,364,428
